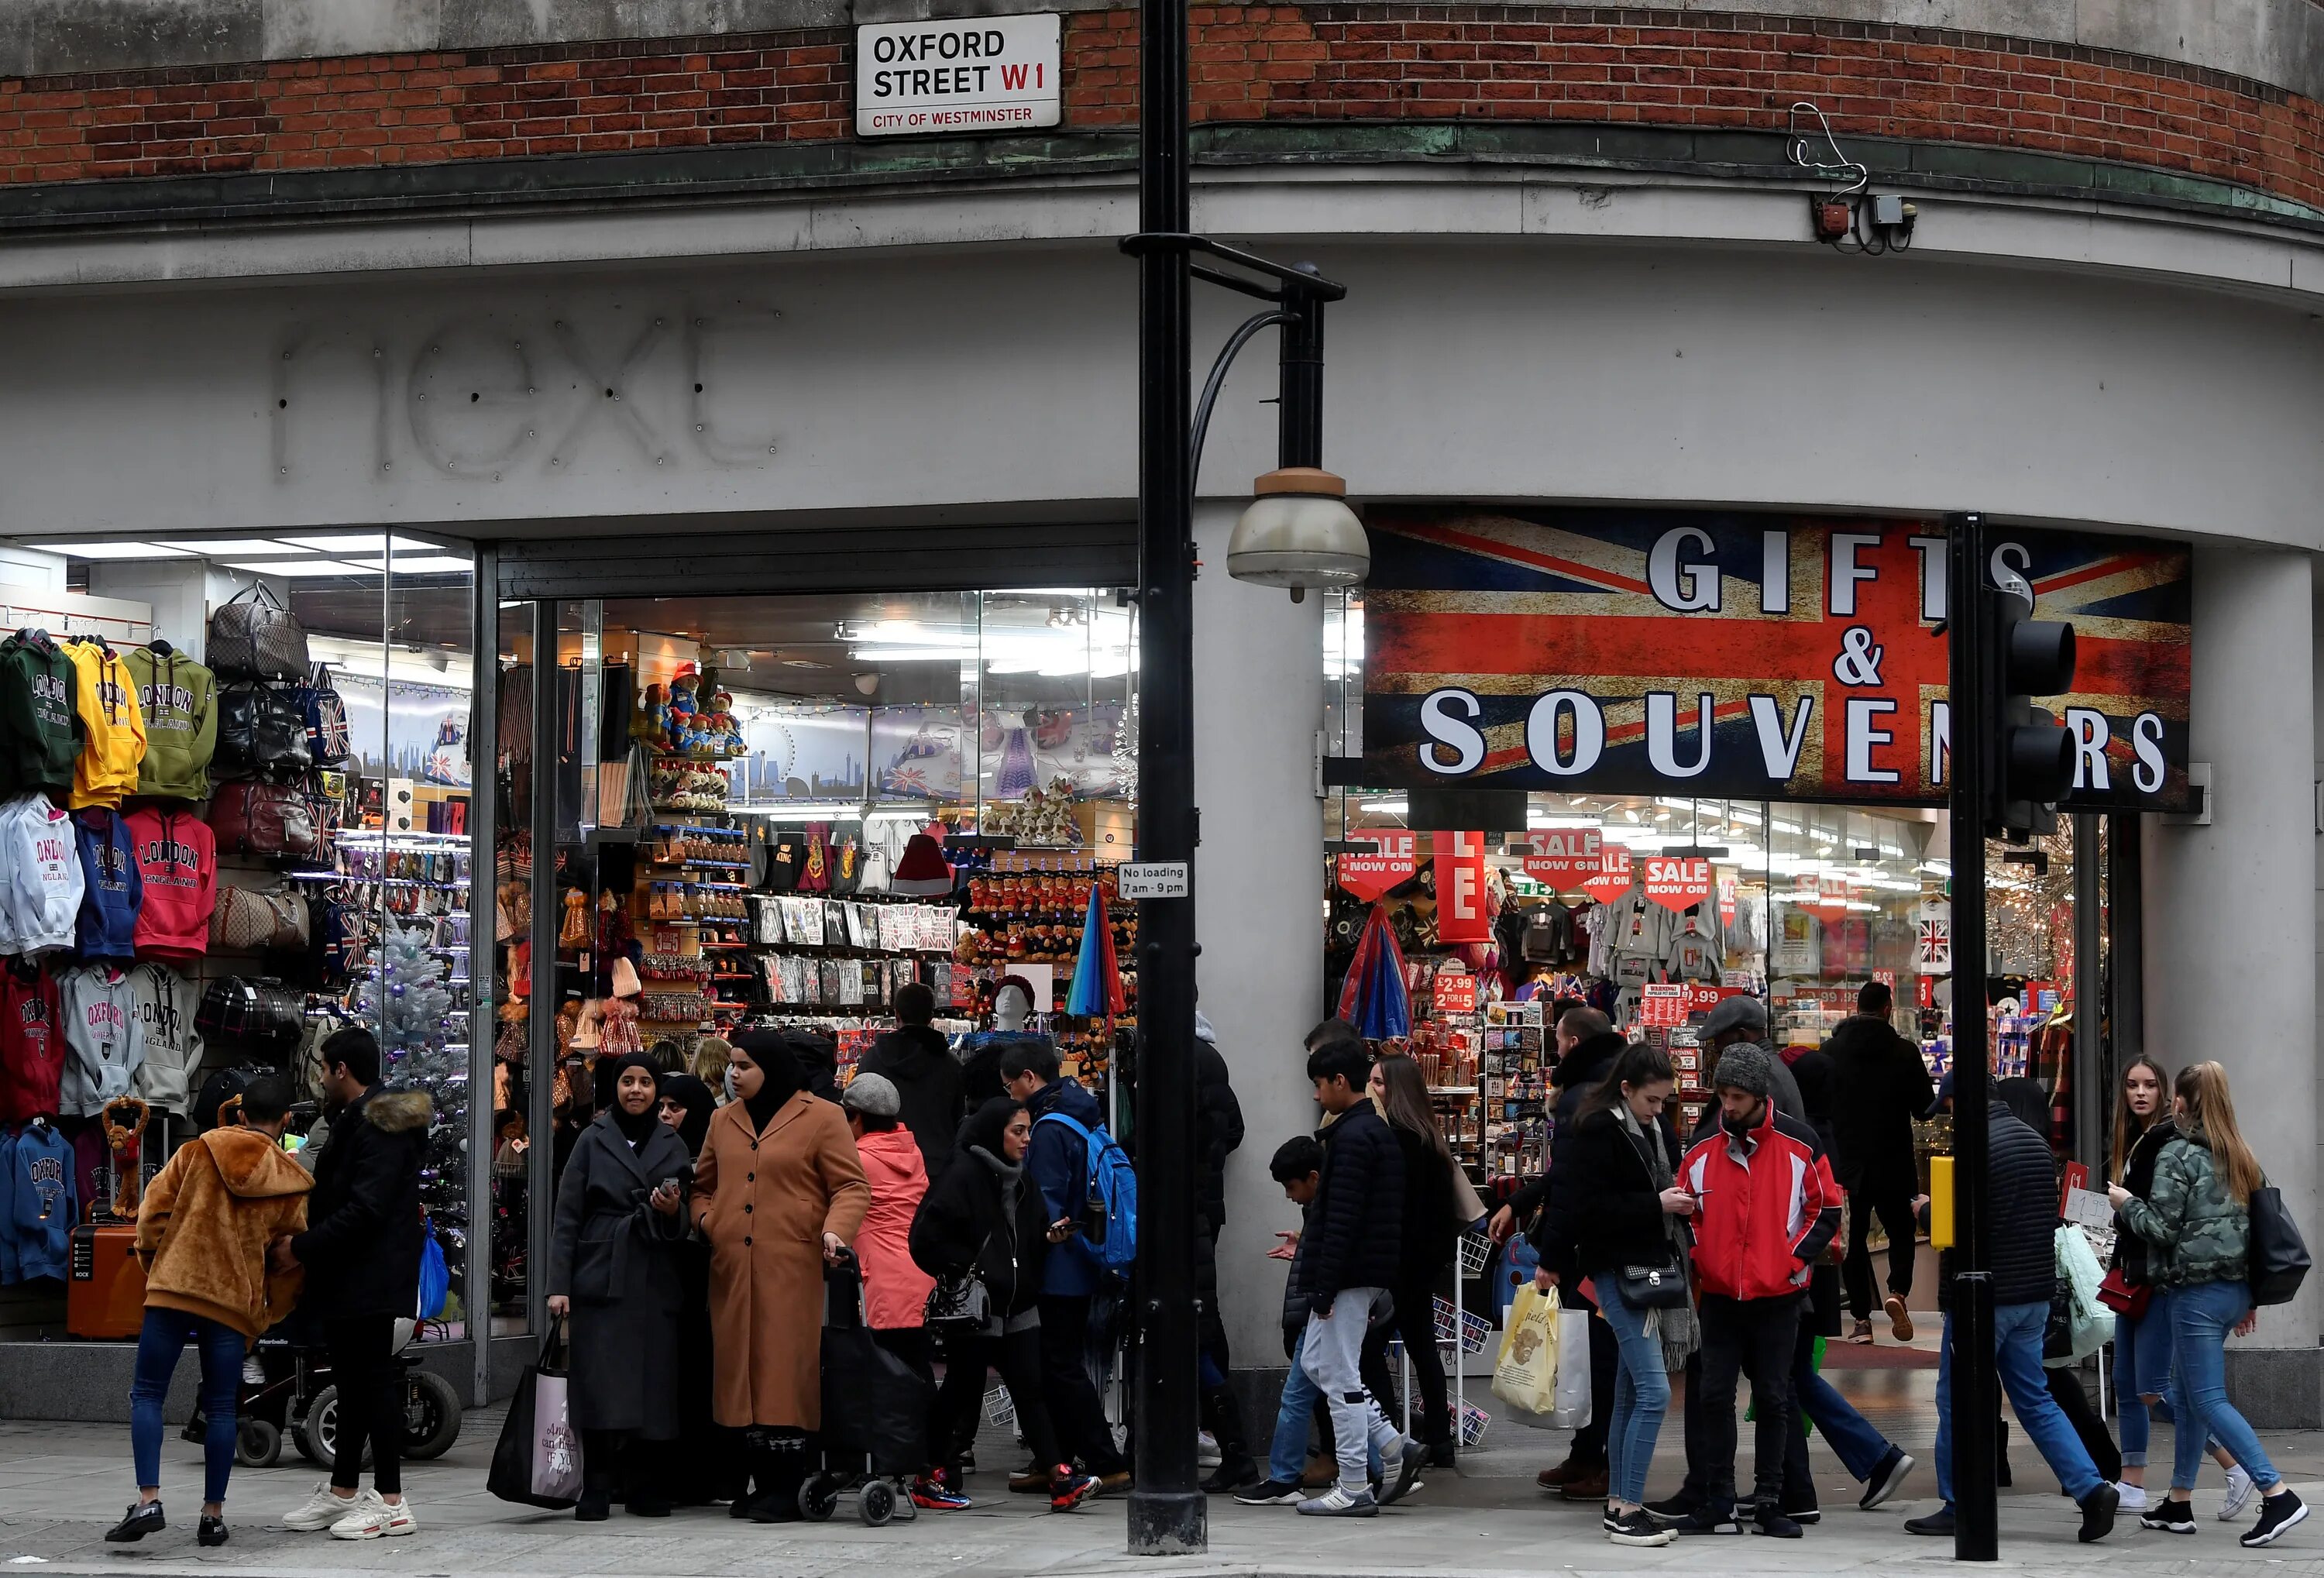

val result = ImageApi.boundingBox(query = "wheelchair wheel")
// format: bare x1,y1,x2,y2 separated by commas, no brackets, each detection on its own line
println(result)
236,1418,282,1468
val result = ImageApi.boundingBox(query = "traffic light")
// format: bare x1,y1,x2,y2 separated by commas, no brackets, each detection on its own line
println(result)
1986,581,2077,834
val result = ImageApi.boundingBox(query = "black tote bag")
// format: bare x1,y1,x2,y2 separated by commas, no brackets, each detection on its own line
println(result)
487,1320,585,1508
820,1259,930,1476
2249,1184,2311,1307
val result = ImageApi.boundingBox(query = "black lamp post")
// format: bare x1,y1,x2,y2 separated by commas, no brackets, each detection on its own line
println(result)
1119,1,1354,1546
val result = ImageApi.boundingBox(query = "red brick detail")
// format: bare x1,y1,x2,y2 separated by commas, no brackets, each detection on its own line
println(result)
0,9,2315,211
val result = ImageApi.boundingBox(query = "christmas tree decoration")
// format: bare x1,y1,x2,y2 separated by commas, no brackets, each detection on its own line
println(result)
359,921,468,1320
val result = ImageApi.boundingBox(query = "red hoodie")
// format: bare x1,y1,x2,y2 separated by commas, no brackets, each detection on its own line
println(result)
0,958,64,1122
853,1126,935,1329
125,806,215,964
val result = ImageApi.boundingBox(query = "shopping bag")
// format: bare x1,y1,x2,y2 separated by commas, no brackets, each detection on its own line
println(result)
2250,1184,2312,1307
1550,1301,1592,1429
487,1320,584,1508
1491,1282,1560,1420
2054,1224,2110,1361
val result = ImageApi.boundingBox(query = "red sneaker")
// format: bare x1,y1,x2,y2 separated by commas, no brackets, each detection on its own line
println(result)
1050,1470,1102,1513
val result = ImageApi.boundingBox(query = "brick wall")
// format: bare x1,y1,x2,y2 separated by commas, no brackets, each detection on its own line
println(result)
0,6,2318,211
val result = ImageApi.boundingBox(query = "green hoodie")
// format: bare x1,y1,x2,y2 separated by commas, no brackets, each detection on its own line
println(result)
0,628,81,797
2116,1126,2250,1288
124,646,217,801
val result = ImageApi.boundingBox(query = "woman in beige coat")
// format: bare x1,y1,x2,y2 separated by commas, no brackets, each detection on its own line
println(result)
693,1031,868,1522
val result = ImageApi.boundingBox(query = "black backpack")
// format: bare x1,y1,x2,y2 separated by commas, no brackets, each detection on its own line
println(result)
2249,1184,2312,1307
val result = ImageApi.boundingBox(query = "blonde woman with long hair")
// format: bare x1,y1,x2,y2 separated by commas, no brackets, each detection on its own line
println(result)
2109,1062,2306,1547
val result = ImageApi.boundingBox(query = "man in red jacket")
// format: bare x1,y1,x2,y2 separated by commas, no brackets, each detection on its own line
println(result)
1673,1043,1840,1539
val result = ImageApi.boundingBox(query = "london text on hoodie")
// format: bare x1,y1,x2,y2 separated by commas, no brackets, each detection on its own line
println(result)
62,638,146,812
124,645,217,801
2,1122,78,1283
0,629,80,799
124,806,214,964
0,794,86,956
74,810,143,961
58,963,143,1117
0,959,62,1122
130,962,202,1116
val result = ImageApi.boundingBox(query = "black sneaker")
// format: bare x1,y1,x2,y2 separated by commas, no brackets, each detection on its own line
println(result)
105,1503,164,1543
1670,1506,1743,1535
1780,1497,1820,1526
1861,1447,1916,1511
2140,1497,2197,1534
2243,1490,2309,1549
1607,1508,1673,1547
1904,1506,1956,1537
1755,1505,1803,1538
2078,1481,2120,1543
1379,1439,1427,1508
1200,1458,1260,1494
1643,1494,1702,1526
1232,1478,1305,1507
197,1514,229,1549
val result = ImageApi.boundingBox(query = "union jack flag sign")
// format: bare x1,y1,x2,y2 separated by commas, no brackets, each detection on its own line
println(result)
1359,507,2190,810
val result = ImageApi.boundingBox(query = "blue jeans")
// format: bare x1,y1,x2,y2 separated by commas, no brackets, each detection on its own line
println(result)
131,1307,242,1506
1270,1327,1383,1486
1796,1353,1890,1482
2113,1294,2176,1468
1597,1280,1672,1505
1934,1303,2102,1508
2167,1280,2278,1494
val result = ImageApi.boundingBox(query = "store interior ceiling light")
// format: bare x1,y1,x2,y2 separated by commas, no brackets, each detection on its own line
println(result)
1359,798,1409,813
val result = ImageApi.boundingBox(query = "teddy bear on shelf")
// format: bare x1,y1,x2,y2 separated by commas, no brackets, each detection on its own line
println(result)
634,683,670,750
665,674,702,755
704,689,744,757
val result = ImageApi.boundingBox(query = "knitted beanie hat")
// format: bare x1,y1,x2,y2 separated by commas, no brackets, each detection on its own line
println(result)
1710,1041,1776,1098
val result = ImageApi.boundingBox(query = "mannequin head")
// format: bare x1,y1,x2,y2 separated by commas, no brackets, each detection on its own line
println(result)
994,982,1033,1033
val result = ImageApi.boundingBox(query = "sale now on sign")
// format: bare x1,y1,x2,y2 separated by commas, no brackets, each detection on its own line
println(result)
1642,856,1714,913
856,14,1062,136
1583,844,1634,903
1521,825,1602,885
1336,830,1416,902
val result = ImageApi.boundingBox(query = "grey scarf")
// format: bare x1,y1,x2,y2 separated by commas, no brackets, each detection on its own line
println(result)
1619,1103,1699,1368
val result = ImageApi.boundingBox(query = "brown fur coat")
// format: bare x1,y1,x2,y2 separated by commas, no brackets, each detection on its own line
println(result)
136,1126,313,1342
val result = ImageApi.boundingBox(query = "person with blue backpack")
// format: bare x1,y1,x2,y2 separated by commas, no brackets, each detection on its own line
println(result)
1003,1041,1133,1493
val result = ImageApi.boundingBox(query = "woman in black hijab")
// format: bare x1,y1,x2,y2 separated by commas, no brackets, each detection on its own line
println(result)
655,1070,734,1504
547,1050,693,1520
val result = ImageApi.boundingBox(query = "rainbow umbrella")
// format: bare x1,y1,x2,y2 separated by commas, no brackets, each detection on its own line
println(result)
1067,880,1125,1017
1336,903,1410,1040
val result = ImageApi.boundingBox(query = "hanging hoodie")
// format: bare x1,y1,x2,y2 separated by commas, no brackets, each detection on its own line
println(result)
57,963,143,1118
63,638,145,812
0,629,81,799
130,961,202,1116
124,645,217,801
0,793,86,957
2,1121,78,1282
124,805,215,964
0,957,63,1122
74,810,143,961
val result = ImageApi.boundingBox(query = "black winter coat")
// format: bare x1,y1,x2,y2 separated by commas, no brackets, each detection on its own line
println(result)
911,1143,1050,1318
858,1025,967,1181
1783,1045,1838,1152
1523,1032,1630,1280
1305,1104,1403,1312
1824,1015,1935,1193
2109,1117,2179,1286
1540,1105,1683,1278
291,1086,431,1320
1193,1036,1244,1233
1391,1124,1456,1280
1928,1100,2058,1310
548,1113,690,1435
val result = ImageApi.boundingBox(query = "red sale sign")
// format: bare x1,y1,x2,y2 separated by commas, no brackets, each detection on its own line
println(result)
1583,844,1634,903
1434,972,1478,1013
1336,830,1416,902
1717,875,1738,927
1522,826,1602,885
1643,856,1714,913
1436,831,1491,944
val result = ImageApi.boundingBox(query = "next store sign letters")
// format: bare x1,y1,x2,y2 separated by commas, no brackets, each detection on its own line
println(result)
857,15,1062,137
1360,507,2191,811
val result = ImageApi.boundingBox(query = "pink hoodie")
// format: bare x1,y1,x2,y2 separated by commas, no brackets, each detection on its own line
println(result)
854,1126,936,1329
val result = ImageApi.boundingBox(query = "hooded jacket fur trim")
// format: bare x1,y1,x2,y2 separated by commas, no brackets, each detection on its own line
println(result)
136,1126,312,1341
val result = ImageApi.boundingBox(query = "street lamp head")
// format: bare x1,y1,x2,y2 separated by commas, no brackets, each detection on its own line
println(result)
1228,466,1369,603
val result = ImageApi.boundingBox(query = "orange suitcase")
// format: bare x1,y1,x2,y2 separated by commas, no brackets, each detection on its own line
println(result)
67,1223,146,1340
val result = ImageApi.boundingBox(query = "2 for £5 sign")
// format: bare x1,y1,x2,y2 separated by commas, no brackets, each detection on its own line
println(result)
857,15,1062,136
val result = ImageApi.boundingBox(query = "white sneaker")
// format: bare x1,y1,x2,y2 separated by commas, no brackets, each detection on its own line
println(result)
1198,1431,1222,1468
2221,1465,2257,1521
330,1496,416,1541
2113,1482,2148,1511
280,1483,367,1532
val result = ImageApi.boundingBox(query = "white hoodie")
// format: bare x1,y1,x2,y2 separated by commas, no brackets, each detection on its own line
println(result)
0,794,84,956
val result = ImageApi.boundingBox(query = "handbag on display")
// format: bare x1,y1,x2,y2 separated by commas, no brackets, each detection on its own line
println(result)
300,664,353,767
209,885,311,954
213,680,315,779
208,584,312,681
208,781,320,859
194,975,307,1060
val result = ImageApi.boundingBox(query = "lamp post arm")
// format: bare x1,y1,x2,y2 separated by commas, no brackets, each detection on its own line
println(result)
1190,308,1291,490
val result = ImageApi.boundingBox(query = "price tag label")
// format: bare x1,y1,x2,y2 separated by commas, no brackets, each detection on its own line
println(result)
1117,861,1190,899
1435,974,1478,1014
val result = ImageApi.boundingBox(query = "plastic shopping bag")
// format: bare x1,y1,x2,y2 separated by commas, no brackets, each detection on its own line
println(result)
2055,1223,2111,1362
1492,1282,1560,1418
1549,1300,1592,1429
487,1319,583,1508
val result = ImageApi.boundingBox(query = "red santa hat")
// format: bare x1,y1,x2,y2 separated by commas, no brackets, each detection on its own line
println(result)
889,831,955,896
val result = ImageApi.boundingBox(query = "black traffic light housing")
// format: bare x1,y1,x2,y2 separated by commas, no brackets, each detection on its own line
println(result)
1986,583,2078,834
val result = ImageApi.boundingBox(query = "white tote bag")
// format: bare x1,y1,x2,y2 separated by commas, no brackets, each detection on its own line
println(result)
1549,1303,1593,1429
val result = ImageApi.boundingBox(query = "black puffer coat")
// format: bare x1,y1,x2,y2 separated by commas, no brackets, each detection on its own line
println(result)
1825,1014,1935,1193
1305,1104,1403,1312
1927,1100,2059,1310
909,1101,1050,1318
290,1085,431,1320
1193,1034,1245,1234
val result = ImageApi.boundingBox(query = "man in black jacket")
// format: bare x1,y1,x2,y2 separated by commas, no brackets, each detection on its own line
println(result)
271,1029,432,1541
856,982,966,1179
1292,1038,1424,1517
1903,1098,2116,1543
1192,1011,1255,1491
1824,981,1934,1344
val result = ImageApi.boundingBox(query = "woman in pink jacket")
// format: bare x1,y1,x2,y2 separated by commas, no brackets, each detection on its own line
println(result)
839,1074,955,1510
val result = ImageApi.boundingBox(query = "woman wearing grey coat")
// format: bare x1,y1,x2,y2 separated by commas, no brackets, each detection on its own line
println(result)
548,1050,691,1521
